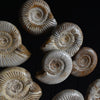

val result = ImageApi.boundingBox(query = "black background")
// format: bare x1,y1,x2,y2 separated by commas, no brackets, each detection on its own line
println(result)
0,0,100,100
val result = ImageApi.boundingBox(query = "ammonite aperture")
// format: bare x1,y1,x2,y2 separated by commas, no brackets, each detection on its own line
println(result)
42,22,83,57
86,79,100,100
0,21,31,67
71,47,98,77
0,67,42,100
52,89,84,100
36,50,72,84
21,0,57,35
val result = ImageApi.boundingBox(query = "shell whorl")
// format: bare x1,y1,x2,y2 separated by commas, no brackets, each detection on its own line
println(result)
0,21,31,67
0,67,42,100
42,22,83,57
36,50,72,84
52,89,84,100
21,0,57,34
0,45,31,67
71,47,98,77
0,21,22,54
86,79,100,100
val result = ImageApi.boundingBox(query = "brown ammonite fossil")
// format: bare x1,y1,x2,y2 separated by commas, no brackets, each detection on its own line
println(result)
0,67,42,100
71,47,98,77
20,0,57,35
0,21,31,67
42,22,83,57
86,79,100,100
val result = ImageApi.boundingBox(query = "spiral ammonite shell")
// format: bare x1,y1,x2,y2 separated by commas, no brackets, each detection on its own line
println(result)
36,50,72,84
0,67,42,100
86,79,100,100
0,21,22,54
0,21,31,67
42,22,83,57
21,0,57,35
52,89,84,100
71,47,98,77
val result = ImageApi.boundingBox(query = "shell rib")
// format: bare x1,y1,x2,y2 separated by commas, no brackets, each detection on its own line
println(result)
71,47,98,77
36,50,72,84
21,0,57,35
42,22,83,57
86,79,100,100
52,89,84,100
0,21,31,67
0,67,42,100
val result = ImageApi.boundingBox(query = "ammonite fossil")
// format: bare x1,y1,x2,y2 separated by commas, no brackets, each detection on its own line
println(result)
86,79,100,100
0,67,42,100
36,50,72,84
52,89,84,100
21,0,57,35
71,47,98,77
0,21,31,67
42,22,83,57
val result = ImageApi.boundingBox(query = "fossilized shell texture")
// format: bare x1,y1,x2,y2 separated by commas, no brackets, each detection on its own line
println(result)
0,67,42,100
42,22,83,57
86,79,100,100
52,89,84,100
36,50,72,84
0,21,31,67
0,21,22,54
71,47,98,77
21,0,57,35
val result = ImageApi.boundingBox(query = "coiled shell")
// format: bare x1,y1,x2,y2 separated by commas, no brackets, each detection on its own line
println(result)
52,89,84,100
0,21,21,54
0,67,42,100
36,50,72,84
86,79,100,100
71,47,98,77
42,22,83,57
21,0,57,35
0,21,31,67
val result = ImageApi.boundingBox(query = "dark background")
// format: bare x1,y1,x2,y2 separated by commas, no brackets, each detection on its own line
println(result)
0,0,100,99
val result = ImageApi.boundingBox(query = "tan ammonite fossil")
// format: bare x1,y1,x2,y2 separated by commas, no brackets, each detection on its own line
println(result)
0,21,31,67
21,0,57,35
0,67,42,100
52,89,84,100
86,79,100,100
42,22,83,57
71,47,98,77
36,50,72,84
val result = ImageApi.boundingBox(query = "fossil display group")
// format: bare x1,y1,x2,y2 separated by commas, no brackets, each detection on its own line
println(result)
0,0,99,100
